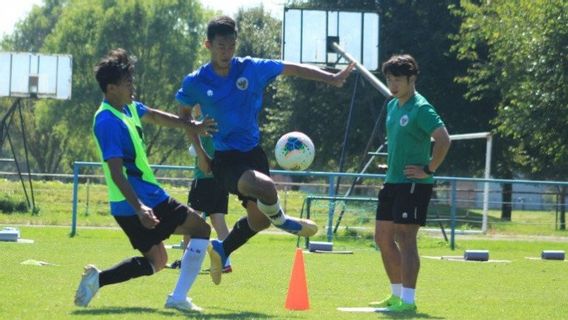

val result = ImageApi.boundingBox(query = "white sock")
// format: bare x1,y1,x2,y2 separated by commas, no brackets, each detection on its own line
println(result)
401,287,416,304
257,199,287,225
391,283,402,297
170,238,208,301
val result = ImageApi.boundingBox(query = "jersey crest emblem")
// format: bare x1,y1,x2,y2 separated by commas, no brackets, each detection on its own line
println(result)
400,114,409,127
207,89,213,97
236,77,249,90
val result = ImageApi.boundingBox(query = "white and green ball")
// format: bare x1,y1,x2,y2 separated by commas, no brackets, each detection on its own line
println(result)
274,131,315,171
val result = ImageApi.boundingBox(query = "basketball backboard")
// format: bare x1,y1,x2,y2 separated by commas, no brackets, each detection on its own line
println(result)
0,52,72,100
282,8,379,71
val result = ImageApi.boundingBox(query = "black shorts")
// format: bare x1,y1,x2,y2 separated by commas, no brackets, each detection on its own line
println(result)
211,146,270,207
375,183,433,226
114,197,189,252
188,178,229,216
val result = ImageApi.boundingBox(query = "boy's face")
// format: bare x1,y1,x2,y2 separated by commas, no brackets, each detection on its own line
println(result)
206,34,237,69
107,76,134,106
386,73,415,99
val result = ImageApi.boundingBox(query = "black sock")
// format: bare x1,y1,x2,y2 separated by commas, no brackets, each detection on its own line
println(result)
223,217,258,256
98,256,154,287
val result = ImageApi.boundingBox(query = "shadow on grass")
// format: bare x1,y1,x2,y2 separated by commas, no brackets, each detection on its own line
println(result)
71,306,275,319
379,311,445,319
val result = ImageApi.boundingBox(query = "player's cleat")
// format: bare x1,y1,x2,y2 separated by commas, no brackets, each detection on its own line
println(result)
199,265,232,274
369,295,401,308
165,295,203,312
74,264,100,307
207,240,226,285
385,301,417,313
168,260,182,269
275,216,318,237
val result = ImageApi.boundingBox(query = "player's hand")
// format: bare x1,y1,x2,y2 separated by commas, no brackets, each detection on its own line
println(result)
403,165,430,179
329,62,355,87
192,117,217,136
136,204,159,229
197,152,212,174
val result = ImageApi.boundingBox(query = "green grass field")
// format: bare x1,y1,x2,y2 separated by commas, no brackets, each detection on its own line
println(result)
2,178,568,319
2,226,568,319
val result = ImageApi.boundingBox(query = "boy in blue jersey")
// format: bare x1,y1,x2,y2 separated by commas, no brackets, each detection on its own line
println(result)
74,48,219,312
372,54,451,312
176,16,354,284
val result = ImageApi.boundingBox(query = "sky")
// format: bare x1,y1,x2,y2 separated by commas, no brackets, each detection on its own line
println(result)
0,0,286,37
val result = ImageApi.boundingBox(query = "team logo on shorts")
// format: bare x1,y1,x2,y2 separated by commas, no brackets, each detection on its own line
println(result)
236,77,249,90
207,89,213,97
400,114,409,127
402,212,408,219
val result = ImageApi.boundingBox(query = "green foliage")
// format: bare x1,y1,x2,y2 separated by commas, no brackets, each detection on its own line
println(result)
0,194,28,214
0,0,210,173
452,0,568,180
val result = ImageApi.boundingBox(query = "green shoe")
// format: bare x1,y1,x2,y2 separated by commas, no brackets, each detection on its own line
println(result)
386,301,417,312
368,295,401,308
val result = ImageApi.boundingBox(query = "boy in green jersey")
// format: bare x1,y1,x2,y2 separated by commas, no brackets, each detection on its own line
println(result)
372,54,451,312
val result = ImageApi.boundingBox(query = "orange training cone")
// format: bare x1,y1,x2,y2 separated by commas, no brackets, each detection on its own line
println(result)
285,248,310,310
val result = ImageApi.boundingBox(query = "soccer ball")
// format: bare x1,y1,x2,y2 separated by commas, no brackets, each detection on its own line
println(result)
274,131,315,170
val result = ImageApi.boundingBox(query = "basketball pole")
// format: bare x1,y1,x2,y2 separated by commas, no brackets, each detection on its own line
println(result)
0,98,36,212
331,42,391,98
334,72,361,196
333,99,388,234
328,41,392,234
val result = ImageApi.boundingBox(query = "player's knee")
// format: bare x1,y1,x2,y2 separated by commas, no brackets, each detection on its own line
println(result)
191,218,212,239
375,232,395,250
238,171,277,200
148,254,168,272
375,234,388,249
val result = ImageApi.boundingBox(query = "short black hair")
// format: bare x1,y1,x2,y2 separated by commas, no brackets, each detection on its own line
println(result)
381,54,419,77
207,16,237,41
94,48,136,93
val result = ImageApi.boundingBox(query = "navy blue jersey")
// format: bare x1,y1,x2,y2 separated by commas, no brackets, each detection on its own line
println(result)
176,57,283,152
93,100,168,216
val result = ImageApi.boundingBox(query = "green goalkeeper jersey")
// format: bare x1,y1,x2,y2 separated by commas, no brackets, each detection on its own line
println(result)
385,92,444,184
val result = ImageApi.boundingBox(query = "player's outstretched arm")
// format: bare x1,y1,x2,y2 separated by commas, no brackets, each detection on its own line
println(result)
281,61,355,87
143,106,217,136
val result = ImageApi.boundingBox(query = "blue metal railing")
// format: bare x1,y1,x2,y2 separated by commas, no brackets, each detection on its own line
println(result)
70,161,568,249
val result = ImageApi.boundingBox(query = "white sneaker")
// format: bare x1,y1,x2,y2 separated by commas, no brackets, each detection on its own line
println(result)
165,294,203,312
276,216,318,237
74,264,100,307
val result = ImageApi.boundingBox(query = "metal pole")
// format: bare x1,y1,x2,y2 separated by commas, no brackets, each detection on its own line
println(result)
327,175,336,242
18,102,36,213
331,42,391,98
482,134,493,233
335,72,360,195
70,162,80,237
450,180,457,250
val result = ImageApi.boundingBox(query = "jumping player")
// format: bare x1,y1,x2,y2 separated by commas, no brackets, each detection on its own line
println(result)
74,48,219,312
176,16,354,284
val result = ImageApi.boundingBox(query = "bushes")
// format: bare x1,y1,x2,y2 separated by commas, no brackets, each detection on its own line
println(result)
0,195,28,214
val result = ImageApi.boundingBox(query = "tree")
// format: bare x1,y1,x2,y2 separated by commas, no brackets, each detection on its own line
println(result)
1,0,210,173
452,0,568,223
